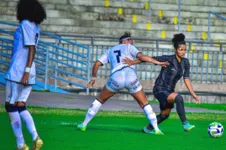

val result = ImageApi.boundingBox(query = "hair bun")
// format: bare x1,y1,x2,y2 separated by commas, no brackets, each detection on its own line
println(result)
172,33,185,43
124,31,131,37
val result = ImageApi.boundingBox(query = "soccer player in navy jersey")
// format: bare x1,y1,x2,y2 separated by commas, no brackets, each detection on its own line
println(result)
123,33,200,133
77,32,169,135
4,0,46,149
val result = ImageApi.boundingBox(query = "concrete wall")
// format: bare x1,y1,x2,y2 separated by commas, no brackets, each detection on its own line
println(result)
1,0,226,41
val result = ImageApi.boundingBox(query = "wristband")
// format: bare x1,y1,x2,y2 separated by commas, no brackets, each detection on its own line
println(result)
25,67,31,73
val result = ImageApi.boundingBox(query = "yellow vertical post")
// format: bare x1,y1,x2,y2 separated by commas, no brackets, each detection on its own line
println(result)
146,23,151,30
161,30,166,39
159,10,164,18
173,17,178,25
219,60,223,68
187,24,192,32
105,0,109,7
190,45,195,53
145,2,149,10
118,8,123,15
204,53,208,60
202,32,207,40
132,15,137,23
215,40,220,47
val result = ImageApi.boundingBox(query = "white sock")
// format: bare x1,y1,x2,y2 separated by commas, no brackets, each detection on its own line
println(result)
143,104,160,131
9,112,24,148
20,110,38,141
82,99,102,126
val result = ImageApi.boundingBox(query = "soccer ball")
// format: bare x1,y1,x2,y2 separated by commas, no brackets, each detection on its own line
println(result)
208,122,224,138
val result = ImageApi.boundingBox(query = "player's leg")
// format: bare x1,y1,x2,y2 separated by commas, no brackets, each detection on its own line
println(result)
125,68,163,134
143,90,173,133
77,85,116,131
78,71,125,131
16,85,43,150
5,81,27,149
171,93,195,131
130,89,163,135
144,109,171,133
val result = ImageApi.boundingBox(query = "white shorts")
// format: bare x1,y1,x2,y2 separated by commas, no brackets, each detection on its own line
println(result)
106,67,142,94
5,80,32,104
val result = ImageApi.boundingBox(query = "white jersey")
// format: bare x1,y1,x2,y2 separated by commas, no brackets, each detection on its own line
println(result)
5,20,40,84
98,44,140,74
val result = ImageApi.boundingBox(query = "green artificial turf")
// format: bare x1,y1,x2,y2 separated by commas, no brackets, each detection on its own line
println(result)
0,107,225,150
149,100,226,111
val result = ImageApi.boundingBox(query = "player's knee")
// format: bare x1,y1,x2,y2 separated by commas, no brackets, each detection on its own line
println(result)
5,104,17,112
160,114,169,120
175,94,183,103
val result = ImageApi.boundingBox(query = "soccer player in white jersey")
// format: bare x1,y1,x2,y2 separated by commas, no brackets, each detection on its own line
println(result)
77,32,169,135
4,0,46,150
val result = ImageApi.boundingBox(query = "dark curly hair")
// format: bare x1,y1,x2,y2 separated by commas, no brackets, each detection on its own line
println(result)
16,0,46,24
172,33,186,49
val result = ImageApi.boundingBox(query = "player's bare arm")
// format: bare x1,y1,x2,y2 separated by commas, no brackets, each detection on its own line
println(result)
123,53,169,67
21,45,36,85
184,78,200,104
86,61,102,88
122,57,142,66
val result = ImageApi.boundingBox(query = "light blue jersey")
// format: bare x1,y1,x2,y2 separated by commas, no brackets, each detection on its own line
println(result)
5,20,40,84
98,44,140,74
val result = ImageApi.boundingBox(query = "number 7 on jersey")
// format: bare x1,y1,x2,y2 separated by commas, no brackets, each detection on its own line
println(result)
114,50,121,63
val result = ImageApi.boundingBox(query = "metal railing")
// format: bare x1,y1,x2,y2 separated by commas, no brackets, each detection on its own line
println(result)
57,33,226,83
0,21,226,91
0,21,91,94
208,11,226,41
90,45,225,83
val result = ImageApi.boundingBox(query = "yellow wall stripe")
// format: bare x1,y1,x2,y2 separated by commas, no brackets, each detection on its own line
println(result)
159,10,164,18
105,0,109,7
146,23,151,30
204,53,208,60
173,17,178,25
145,2,149,10
187,24,192,32
161,30,166,39
132,15,137,23
219,60,223,68
118,8,123,15
202,32,207,40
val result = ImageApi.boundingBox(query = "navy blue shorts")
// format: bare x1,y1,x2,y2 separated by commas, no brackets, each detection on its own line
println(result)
153,86,174,111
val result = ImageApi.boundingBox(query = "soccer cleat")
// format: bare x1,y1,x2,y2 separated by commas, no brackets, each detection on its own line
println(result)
183,122,195,132
77,123,87,131
142,127,164,135
32,136,43,150
16,143,29,150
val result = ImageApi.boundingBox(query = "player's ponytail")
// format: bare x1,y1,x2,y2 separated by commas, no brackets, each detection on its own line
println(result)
172,33,186,49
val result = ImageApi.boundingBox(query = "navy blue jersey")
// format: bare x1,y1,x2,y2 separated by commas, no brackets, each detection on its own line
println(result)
153,55,190,91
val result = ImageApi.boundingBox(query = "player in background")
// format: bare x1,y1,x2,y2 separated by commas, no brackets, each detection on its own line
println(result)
77,32,169,135
123,33,200,133
4,0,46,149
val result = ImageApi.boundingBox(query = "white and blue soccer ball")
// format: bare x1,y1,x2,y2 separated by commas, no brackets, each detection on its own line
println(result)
208,122,224,138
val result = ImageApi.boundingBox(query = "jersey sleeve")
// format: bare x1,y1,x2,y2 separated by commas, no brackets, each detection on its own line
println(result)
129,45,141,58
183,59,190,78
21,21,36,46
152,55,169,62
98,50,109,65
